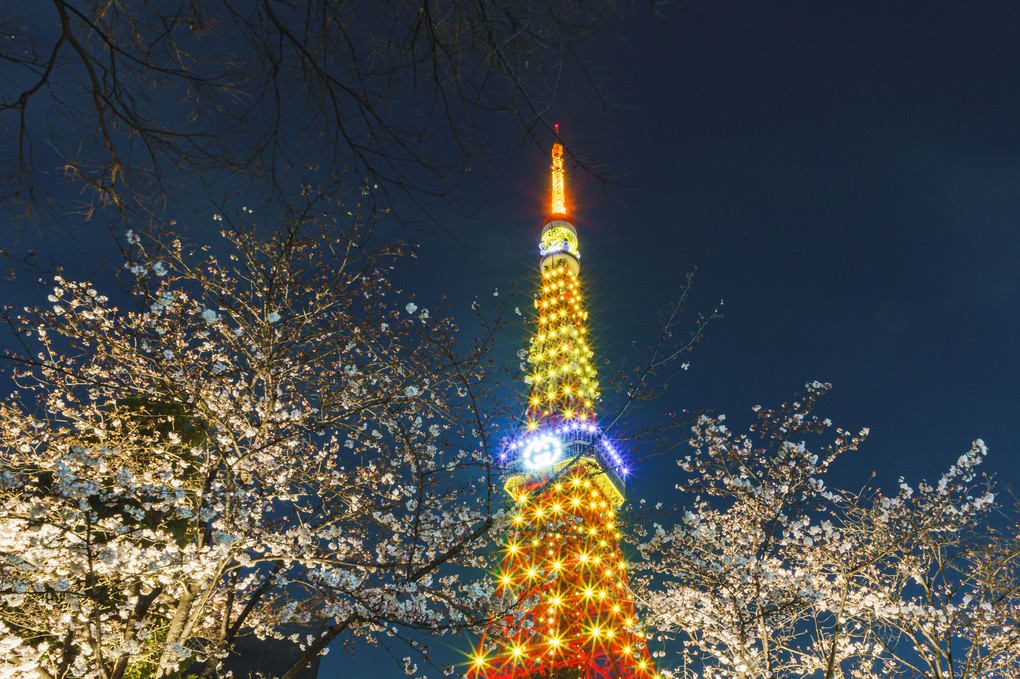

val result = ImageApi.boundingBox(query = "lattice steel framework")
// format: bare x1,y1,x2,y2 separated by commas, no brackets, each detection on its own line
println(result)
468,141,659,679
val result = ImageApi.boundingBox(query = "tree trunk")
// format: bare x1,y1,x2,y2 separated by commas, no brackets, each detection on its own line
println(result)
156,586,199,679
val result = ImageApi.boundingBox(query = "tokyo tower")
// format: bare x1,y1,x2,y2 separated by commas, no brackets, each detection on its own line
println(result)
468,138,659,679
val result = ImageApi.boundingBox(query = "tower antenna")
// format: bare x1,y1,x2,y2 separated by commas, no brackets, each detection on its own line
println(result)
550,137,566,216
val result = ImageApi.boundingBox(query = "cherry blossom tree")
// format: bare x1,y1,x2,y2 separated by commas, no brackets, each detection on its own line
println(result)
635,383,875,679
0,196,510,679
635,382,1018,679
847,448,1019,679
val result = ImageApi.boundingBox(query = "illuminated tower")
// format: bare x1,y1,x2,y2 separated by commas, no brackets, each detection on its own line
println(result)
469,140,658,679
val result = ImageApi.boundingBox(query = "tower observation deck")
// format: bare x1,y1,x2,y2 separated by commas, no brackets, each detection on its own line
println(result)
469,139,658,679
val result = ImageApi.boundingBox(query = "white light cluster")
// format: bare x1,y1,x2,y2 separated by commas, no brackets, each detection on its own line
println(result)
539,238,574,256
521,434,564,470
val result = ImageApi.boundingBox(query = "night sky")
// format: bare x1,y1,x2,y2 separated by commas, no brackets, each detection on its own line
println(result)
4,1,1018,677
340,2,1020,675
405,0,1020,495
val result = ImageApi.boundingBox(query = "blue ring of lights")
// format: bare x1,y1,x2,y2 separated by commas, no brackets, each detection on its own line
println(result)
501,421,629,477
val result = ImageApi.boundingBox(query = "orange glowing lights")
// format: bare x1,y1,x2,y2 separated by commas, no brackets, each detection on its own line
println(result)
470,463,656,678
551,142,566,215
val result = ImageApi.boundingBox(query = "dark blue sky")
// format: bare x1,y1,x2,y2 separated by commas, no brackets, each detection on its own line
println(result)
356,3,1020,672
600,1,1020,490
